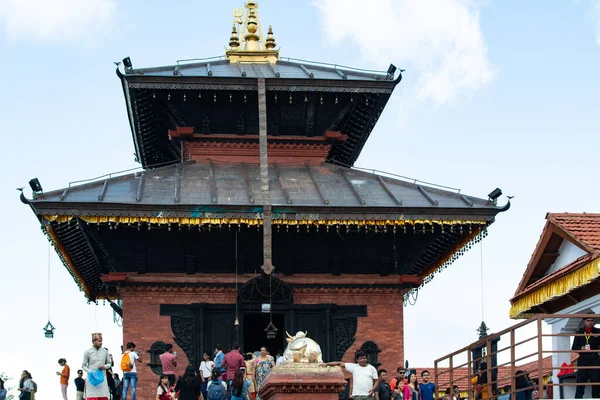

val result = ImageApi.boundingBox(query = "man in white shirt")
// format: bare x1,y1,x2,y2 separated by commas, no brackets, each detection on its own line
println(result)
82,332,112,400
324,351,378,400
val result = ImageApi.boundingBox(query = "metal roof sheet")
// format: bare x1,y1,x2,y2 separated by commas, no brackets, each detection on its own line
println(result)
33,162,498,212
127,58,392,82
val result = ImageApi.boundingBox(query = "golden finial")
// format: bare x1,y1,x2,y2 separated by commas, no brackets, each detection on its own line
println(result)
229,25,240,49
244,8,260,50
226,0,279,63
265,25,276,50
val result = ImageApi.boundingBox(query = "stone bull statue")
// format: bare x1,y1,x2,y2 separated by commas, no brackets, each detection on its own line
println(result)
282,331,323,363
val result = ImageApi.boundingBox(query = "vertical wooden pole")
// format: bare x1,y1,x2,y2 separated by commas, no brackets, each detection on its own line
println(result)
257,78,274,274
434,359,439,400
537,316,544,399
510,329,516,398
467,349,472,400
486,339,492,400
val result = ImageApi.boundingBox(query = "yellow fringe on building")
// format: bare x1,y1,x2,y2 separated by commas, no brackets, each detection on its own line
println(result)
509,258,600,319
42,214,488,227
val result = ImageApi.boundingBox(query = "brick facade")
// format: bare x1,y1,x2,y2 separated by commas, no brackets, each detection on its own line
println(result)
118,281,404,400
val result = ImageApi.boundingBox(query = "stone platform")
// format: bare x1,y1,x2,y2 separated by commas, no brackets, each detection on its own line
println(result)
257,363,346,400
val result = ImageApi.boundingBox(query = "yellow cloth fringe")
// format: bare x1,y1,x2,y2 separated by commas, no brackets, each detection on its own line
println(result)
509,258,600,319
42,215,487,227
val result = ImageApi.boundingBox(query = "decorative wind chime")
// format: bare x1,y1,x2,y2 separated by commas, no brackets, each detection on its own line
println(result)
43,243,56,338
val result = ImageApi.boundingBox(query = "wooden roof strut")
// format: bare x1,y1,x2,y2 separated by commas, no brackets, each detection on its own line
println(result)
305,163,329,205
274,163,292,205
340,168,366,205
241,163,255,204
377,176,402,205
208,159,218,203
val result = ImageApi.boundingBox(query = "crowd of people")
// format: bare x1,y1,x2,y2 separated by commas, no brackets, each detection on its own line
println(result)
14,314,598,400
324,351,436,400
153,341,275,400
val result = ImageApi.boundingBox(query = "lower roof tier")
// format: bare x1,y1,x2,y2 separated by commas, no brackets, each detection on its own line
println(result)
23,161,508,300
29,161,502,212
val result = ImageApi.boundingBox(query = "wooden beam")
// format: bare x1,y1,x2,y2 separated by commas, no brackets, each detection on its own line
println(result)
376,176,402,205
98,179,109,201
174,164,181,203
76,219,105,274
136,172,145,202
274,163,292,205
418,185,438,206
258,78,274,275
340,168,365,205
241,163,255,204
305,163,328,205
208,159,217,203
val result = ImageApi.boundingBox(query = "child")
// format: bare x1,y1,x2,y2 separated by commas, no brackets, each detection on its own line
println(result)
393,378,411,400
156,374,172,400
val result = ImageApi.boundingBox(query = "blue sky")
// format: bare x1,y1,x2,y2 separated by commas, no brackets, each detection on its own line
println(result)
0,0,599,398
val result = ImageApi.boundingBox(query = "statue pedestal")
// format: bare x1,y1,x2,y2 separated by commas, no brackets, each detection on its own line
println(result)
257,363,346,400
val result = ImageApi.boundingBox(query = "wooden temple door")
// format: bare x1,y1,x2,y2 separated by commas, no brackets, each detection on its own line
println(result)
203,308,237,358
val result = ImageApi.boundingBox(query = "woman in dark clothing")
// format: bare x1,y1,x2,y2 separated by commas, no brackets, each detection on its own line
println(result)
174,365,202,400
515,370,534,400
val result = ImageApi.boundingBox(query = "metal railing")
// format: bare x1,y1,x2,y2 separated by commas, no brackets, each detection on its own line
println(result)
433,313,600,400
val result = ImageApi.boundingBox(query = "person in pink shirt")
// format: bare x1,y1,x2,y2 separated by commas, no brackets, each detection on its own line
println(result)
224,342,245,385
159,344,178,386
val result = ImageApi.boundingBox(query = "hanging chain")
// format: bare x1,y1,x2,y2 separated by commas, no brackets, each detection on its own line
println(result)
480,239,485,321
48,242,51,320
269,273,273,324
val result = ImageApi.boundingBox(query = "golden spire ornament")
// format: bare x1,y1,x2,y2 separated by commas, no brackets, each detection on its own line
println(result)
226,1,279,63
229,25,240,49
265,25,276,50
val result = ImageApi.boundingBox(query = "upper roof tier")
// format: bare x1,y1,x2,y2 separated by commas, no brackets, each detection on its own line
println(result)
117,2,401,169
124,57,396,82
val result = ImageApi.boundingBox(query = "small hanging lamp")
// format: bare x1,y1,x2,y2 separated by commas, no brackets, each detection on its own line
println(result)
43,243,56,338
264,273,278,339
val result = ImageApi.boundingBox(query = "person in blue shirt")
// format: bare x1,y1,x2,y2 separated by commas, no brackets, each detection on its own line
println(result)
419,370,436,400
214,345,225,376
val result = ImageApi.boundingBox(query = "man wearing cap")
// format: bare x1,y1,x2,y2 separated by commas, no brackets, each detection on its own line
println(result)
82,332,112,400
572,313,600,398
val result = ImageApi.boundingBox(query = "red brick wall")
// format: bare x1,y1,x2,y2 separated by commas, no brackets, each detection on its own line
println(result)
118,285,404,400
294,288,405,370
119,287,237,400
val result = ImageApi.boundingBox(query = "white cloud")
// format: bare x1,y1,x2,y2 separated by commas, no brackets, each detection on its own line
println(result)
0,0,116,45
314,0,495,105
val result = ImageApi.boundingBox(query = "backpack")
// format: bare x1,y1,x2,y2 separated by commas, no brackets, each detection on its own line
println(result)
31,380,38,393
207,380,226,400
120,352,133,372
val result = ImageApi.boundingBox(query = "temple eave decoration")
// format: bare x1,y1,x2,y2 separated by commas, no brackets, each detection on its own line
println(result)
39,213,495,301
509,257,600,319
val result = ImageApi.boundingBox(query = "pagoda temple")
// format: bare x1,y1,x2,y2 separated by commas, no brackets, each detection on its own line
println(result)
22,2,509,398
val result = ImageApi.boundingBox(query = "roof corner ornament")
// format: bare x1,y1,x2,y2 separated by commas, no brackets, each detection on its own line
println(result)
226,1,280,63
